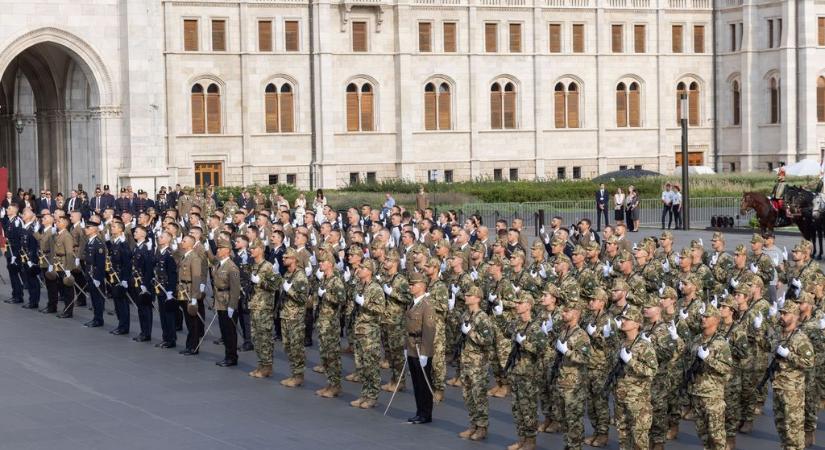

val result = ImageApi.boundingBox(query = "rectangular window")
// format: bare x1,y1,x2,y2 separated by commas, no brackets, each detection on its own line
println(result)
819,17,825,46
194,162,223,187
730,23,736,51
729,162,736,173
572,166,581,179
672,24,683,53
284,20,300,51
509,168,519,181
444,169,454,183
485,23,498,53
419,22,432,52
778,19,783,46
184,19,199,51
493,168,503,181
258,21,273,52
549,23,561,53
634,164,642,170
619,165,628,171
287,174,297,185
352,21,367,52
349,172,360,185
572,24,584,53
212,19,226,52
443,22,457,52
693,25,705,53
268,174,279,185
768,19,774,48
634,24,645,53
509,23,522,53
737,23,743,50
767,162,774,171
557,167,566,180
366,172,377,184
611,24,623,53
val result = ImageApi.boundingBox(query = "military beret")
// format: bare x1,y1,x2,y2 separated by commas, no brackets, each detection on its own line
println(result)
659,230,674,240
620,305,643,323
249,238,264,250
425,257,441,268
510,250,526,260
733,244,747,256
514,291,535,305
779,301,800,315
543,284,561,298
283,247,298,259
551,237,566,247
750,233,765,244
361,259,377,273
586,287,608,302
711,231,725,242
700,302,720,319
466,285,483,299
605,235,619,245
612,279,630,292
347,245,364,256
216,237,232,250
679,247,692,259
717,295,737,310
408,272,427,285
798,291,815,305
616,249,632,263
554,253,571,266
690,239,704,250
658,286,678,299
572,245,587,257
531,240,545,251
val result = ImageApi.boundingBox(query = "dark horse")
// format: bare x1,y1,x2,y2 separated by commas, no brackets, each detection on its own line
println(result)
741,189,824,259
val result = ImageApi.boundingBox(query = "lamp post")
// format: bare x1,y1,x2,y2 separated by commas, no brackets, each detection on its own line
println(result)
680,93,690,230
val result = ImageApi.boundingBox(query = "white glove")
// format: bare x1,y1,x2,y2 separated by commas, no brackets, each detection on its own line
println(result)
749,263,758,274
555,339,568,355
355,294,365,306
140,285,148,294
208,231,214,240
791,278,802,289
493,302,503,316
439,261,446,272
317,287,326,297
710,253,719,267
679,308,689,320
540,225,546,236
199,283,206,293
539,265,547,279
0,208,4,218
74,258,80,266
400,255,406,269
674,254,681,266
450,284,459,295
315,269,324,281
488,293,497,302
383,284,393,295
304,265,312,277
310,254,317,265
343,267,351,282
614,317,623,329
777,294,786,308
47,265,53,272
93,279,101,288
662,259,670,273
166,291,174,300
697,345,710,360
448,294,455,311
471,270,478,281
403,349,408,359
513,286,521,295
190,298,197,305
283,281,293,292
250,273,260,284
515,333,526,344
284,237,290,247
776,345,790,358
619,347,632,363
227,307,234,318
10,256,15,265
710,295,718,308
64,270,71,277
730,277,739,288
541,319,552,335
640,332,651,343
27,261,33,267
530,270,537,278
602,322,612,338
586,323,597,336
753,313,763,329
419,355,428,367
668,320,679,340
819,316,825,330
782,246,788,261
120,280,128,288
602,263,611,277
461,322,472,334
544,234,550,244
769,302,778,318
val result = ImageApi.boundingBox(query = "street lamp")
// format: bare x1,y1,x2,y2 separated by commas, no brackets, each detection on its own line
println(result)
680,93,690,230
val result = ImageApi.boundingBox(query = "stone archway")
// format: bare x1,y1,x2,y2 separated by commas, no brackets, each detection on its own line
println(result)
0,29,111,193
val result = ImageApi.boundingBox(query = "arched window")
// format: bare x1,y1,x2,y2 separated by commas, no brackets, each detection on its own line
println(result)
616,81,640,127
490,80,517,129
206,83,221,134
567,83,579,128
554,81,580,129
191,84,205,134
676,82,686,124
265,82,295,133
490,82,502,129
503,82,516,129
817,76,825,123
769,77,780,124
346,81,375,132
554,82,566,128
423,81,452,130
616,82,627,127
732,80,741,125
688,82,700,126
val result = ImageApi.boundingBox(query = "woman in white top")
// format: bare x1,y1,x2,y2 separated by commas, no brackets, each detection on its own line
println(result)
671,185,683,229
313,189,326,218
294,193,307,209
613,188,625,222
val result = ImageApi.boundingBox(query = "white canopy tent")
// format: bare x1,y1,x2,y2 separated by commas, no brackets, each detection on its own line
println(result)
674,165,715,175
774,159,824,176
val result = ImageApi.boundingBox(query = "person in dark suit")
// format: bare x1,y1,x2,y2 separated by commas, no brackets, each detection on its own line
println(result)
594,182,609,232
154,230,178,348
109,221,133,335
167,184,182,210
89,187,105,214
130,225,155,342
100,185,116,211
83,220,107,327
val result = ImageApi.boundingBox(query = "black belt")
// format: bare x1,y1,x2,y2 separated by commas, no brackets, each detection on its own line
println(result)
216,288,229,292
56,253,65,257
408,332,421,338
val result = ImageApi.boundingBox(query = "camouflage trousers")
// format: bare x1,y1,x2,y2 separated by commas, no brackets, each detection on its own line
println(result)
817,362,825,406
560,383,586,450
446,308,462,361
251,307,274,366
774,387,805,449
615,389,652,450
724,368,743,437
510,373,539,438
381,315,406,383
650,374,671,444
667,369,682,428
282,317,305,377
539,360,562,423
586,367,610,435
741,366,767,422
432,318,446,391
318,313,342,388
490,325,511,386
693,395,726,450
460,360,490,427
805,369,819,432
355,326,381,401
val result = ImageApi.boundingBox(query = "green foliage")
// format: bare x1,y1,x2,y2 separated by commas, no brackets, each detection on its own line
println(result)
213,184,300,203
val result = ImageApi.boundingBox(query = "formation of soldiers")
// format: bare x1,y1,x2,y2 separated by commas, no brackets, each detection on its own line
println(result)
2,184,825,450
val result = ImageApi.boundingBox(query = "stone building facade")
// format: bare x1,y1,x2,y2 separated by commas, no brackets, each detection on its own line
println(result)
0,0,823,192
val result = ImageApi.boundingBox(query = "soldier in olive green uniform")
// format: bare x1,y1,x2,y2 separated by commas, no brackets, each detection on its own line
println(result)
582,287,614,447
212,237,242,367
738,277,772,432
457,286,495,441
379,252,411,391
783,240,824,297
641,290,677,450
53,216,77,316
504,292,547,450
315,252,347,397
247,238,281,378
708,232,735,292
350,259,385,409
280,248,310,387
537,285,564,433
795,292,824,447
656,286,685,442
554,296,590,450
719,294,749,450
747,234,776,289
423,256,449,402
486,255,517,398
554,254,580,306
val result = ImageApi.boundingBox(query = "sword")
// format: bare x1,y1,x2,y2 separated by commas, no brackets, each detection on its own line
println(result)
194,311,219,352
415,343,435,397
383,356,408,416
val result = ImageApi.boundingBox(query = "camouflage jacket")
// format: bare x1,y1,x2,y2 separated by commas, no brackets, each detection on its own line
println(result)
381,272,411,324
772,328,815,390
747,252,775,288
556,272,580,306
582,310,616,371
686,331,733,398
708,251,735,286
248,259,281,311
721,318,750,368
459,309,495,368
644,321,678,378
798,312,825,367
281,268,310,321
509,268,541,300
614,335,658,400
353,281,386,334
504,317,547,377
318,271,346,319
486,277,518,328
427,278,450,321
449,271,475,314
555,325,590,389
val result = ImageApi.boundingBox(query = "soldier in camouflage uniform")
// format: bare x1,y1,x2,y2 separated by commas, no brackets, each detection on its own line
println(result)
655,230,679,288
279,248,310,387
486,255,517,398
468,242,490,291
719,294,748,450
728,244,757,293
687,303,733,450
248,238,282,379
748,234,776,293
423,256,449,403
771,301,815,450
554,254,580,306
708,232,735,292
457,285,495,441
782,240,824,298
527,240,551,290
446,253,474,387
689,240,715,299
612,306,658,450
796,291,824,447
537,284,564,433
315,252,346,398
616,249,646,305
641,290,677,450
635,241,664,295
656,286,685,441
508,250,540,300
738,276,772,432
349,259,385,409
582,288,614,447
554,295,590,450
504,291,547,450
379,251,411,391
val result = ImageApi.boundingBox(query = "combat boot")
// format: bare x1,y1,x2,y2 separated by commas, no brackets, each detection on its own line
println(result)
312,364,325,374
381,381,397,392
738,421,753,434
469,426,487,441
249,365,262,378
380,359,390,369
487,382,502,397
591,434,609,447
258,365,272,378
280,377,294,386
459,425,477,439
433,390,444,403
506,437,524,450
446,376,460,386
520,437,536,450
321,385,342,398
726,436,736,450
666,424,679,440
345,372,360,383
289,375,303,387
651,443,665,450
545,421,562,433
806,430,815,447
359,399,376,409
537,418,551,433
315,385,331,396
493,384,510,398
350,398,364,408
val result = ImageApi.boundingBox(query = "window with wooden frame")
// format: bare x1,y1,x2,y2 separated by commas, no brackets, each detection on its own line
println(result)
732,80,741,125
211,19,226,52
509,23,522,53
611,24,623,53
693,25,705,53
419,22,432,52
352,21,368,52
553,82,580,129
671,24,683,53
572,24,584,53
817,77,825,123
769,77,780,124
206,83,222,134
490,81,517,129
819,17,825,46
485,23,498,53
677,81,700,126
265,82,295,133
346,82,375,132
634,24,646,53
616,81,641,127
191,84,205,134
258,20,273,52
423,81,452,131
194,162,223,187
284,20,300,52
548,23,562,53
184,19,199,51
443,22,457,52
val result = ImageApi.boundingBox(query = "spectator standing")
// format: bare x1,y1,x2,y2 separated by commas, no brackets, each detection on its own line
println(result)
660,182,674,229
671,185,683,229
416,185,429,211
313,189,326,218
594,183,609,232
613,187,625,224
625,186,640,232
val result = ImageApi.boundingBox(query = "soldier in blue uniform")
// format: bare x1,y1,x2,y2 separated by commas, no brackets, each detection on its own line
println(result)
19,208,41,309
2,205,25,304
130,225,155,342
154,231,178,348
83,220,107,327
108,221,133,335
